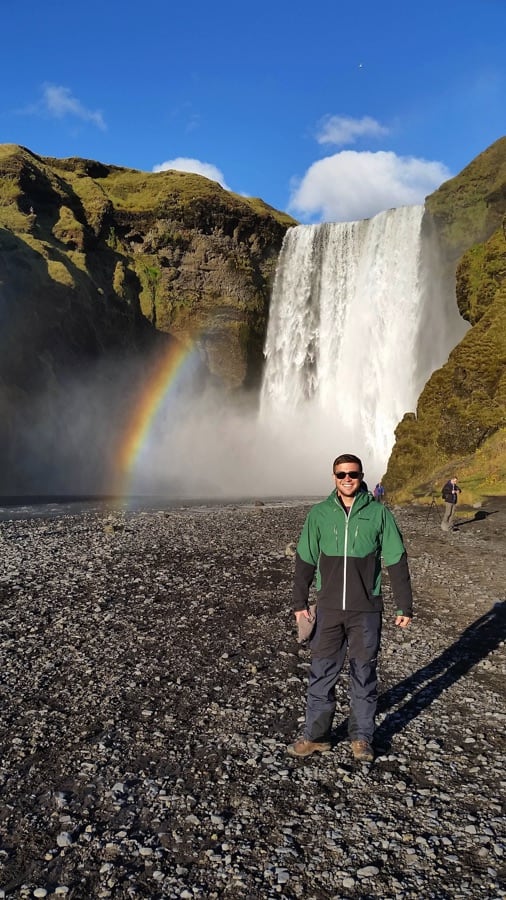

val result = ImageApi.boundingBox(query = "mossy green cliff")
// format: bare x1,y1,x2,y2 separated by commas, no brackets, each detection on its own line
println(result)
0,144,295,396
385,137,506,504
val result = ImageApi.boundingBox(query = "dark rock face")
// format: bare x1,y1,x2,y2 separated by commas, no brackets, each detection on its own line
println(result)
385,138,506,502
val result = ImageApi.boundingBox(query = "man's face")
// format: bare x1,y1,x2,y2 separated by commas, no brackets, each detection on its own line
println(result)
333,462,363,500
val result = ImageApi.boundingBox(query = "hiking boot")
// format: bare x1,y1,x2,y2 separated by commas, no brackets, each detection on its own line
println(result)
351,739,374,762
287,738,331,758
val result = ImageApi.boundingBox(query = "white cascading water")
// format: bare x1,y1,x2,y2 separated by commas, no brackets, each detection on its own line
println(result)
259,205,469,487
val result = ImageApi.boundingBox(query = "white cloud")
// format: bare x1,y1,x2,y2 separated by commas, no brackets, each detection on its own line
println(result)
152,157,230,189
317,115,389,146
289,150,452,222
41,84,106,130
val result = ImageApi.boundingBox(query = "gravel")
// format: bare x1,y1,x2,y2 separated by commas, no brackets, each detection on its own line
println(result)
0,498,505,899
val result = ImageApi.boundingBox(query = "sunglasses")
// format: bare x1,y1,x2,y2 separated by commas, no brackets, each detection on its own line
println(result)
334,471,362,480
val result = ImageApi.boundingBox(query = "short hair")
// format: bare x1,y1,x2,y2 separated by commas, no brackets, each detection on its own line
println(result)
333,453,363,473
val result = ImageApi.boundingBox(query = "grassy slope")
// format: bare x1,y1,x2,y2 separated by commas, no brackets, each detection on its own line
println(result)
0,143,296,236
425,136,506,261
44,154,297,227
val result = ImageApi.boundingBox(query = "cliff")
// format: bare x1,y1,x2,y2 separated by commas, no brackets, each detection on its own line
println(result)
385,137,506,504
0,144,295,394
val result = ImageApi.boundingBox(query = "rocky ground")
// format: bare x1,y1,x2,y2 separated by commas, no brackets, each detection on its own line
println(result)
0,498,505,900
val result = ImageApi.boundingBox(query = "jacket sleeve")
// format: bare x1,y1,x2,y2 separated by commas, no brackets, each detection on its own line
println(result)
292,510,320,612
381,510,414,617
386,552,413,617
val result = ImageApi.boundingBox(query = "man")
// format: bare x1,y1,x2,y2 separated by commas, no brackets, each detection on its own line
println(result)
441,476,462,532
288,454,413,763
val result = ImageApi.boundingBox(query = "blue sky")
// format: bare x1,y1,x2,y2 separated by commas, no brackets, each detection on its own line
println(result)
2,0,505,222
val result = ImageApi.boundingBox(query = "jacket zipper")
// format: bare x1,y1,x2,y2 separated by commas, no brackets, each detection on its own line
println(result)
342,515,349,610
335,494,356,611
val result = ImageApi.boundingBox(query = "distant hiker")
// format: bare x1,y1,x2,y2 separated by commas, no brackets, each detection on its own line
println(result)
287,453,413,764
441,476,462,532
373,481,385,503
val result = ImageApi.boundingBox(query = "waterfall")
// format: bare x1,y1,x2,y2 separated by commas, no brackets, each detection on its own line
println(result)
260,206,468,485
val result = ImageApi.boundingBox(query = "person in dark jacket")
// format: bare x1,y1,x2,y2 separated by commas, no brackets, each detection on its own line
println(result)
287,453,413,763
441,476,462,532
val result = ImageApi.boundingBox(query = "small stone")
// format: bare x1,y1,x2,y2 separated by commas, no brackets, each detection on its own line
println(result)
357,865,380,877
56,833,73,848
185,814,200,825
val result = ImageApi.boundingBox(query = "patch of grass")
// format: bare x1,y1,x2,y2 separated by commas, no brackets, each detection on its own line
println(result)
95,168,228,213
67,175,111,234
52,206,85,249
456,228,506,324
88,167,297,227
67,249,89,274
46,258,75,288
231,193,297,228
0,174,31,232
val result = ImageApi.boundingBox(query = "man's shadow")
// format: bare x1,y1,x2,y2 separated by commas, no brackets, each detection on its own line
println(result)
454,509,498,529
333,601,506,750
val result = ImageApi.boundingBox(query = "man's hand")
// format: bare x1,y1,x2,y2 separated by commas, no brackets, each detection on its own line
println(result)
295,606,316,644
395,616,412,628
295,609,311,622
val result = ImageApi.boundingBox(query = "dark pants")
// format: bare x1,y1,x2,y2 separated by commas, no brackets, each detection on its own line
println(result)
304,609,382,744
441,501,456,531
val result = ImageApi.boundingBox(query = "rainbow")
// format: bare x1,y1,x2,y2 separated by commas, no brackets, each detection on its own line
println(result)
113,339,195,497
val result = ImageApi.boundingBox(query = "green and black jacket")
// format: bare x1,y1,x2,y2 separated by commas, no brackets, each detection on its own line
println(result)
293,490,413,617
